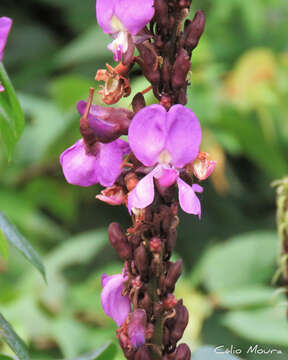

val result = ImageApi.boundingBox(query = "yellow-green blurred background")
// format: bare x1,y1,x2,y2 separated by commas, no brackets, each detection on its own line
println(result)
0,0,288,359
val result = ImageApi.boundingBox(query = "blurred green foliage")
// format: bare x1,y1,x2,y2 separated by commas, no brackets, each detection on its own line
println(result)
0,0,288,358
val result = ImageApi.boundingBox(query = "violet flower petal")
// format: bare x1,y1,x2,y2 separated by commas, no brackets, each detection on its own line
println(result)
177,178,201,218
128,104,167,166
60,139,127,187
96,0,117,34
128,170,156,212
95,141,125,187
0,17,12,62
60,139,99,187
101,273,130,326
154,165,179,188
192,183,203,193
115,138,130,155
166,105,201,168
114,0,155,35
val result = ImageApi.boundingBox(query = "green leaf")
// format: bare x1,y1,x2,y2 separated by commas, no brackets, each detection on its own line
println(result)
220,109,288,178
0,355,14,360
0,211,46,281
192,346,241,359
46,229,108,272
56,26,109,67
40,229,107,311
0,313,30,360
0,63,25,160
200,231,277,293
217,286,276,309
49,75,94,111
17,94,74,163
222,307,288,346
69,342,117,360
0,229,9,260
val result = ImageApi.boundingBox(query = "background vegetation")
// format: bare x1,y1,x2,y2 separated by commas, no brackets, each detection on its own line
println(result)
0,0,288,359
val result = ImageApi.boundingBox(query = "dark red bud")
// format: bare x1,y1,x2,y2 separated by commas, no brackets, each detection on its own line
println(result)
169,302,189,344
163,294,178,310
177,87,188,105
137,43,161,87
108,223,132,260
160,95,172,111
178,0,192,8
135,346,151,360
164,260,182,293
172,48,191,90
134,244,149,277
184,10,206,55
149,237,162,253
154,0,169,33
162,58,172,92
166,229,177,254
175,343,191,360
132,93,146,113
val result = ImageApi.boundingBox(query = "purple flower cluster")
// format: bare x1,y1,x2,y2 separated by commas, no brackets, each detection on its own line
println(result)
59,0,215,352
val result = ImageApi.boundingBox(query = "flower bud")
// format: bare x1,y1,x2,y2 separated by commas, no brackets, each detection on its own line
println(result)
140,292,152,315
168,301,189,345
149,237,162,253
163,294,178,310
178,0,192,8
137,43,161,87
164,260,182,293
174,343,191,360
135,346,151,360
166,229,177,255
78,100,133,143
132,93,146,114
172,48,191,90
154,0,169,34
177,87,188,105
134,244,149,277
184,10,206,55
108,222,132,260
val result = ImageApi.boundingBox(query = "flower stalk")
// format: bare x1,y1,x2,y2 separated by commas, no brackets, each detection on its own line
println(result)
60,0,214,358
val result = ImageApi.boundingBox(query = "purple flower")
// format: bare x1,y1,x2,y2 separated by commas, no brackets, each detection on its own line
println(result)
128,104,203,217
96,0,154,62
101,271,131,326
60,138,128,187
127,309,146,349
0,17,12,92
